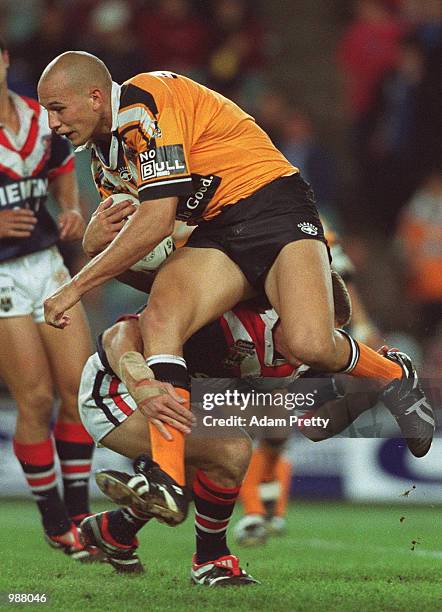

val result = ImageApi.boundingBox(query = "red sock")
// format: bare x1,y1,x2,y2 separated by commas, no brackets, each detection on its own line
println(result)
13,438,70,536
193,470,240,564
54,421,94,523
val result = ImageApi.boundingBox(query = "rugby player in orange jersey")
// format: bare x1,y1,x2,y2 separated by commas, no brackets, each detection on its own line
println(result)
38,52,435,526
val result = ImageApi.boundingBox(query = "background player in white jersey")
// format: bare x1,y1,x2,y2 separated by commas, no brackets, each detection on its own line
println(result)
0,38,97,560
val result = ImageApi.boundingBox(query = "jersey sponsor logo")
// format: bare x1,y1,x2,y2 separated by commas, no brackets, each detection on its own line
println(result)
223,339,256,369
0,178,49,209
176,173,221,221
297,221,318,236
139,145,187,181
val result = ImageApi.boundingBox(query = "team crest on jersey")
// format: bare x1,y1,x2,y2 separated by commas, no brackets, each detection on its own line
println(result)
152,121,162,138
118,166,133,181
223,340,255,368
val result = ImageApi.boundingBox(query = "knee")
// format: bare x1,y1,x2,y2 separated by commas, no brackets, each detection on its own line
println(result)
58,380,82,422
202,436,252,487
16,386,54,428
285,333,340,372
139,305,172,342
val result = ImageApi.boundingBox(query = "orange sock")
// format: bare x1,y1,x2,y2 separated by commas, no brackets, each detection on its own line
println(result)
273,457,292,518
340,331,402,385
240,445,275,516
350,342,402,383
148,387,189,486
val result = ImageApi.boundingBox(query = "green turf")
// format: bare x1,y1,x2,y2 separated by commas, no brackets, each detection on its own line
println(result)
0,499,441,611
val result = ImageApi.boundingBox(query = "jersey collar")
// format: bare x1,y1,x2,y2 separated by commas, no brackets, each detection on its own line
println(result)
1,91,35,149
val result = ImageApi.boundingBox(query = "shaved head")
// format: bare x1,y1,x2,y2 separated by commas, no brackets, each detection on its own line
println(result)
39,51,112,94
38,51,114,146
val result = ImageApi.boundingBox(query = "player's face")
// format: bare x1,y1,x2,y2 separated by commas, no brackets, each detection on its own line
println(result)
38,80,101,146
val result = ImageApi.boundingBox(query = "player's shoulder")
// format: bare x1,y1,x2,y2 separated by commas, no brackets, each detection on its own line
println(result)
16,93,42,116
122,71,181,98
121,71,201,107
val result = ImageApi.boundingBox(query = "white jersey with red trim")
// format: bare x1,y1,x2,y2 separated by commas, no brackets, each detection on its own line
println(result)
217,303,309,382
79,306,310,443
0,91,74,261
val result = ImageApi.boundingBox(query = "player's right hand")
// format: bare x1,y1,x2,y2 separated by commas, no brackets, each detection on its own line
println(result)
134,381,196,441
0,208,37,238
82,196,137,257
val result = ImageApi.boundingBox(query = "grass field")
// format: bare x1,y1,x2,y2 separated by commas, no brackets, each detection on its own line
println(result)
1,499,441,611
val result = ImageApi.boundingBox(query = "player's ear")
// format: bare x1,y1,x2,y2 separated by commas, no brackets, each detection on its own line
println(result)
90,87,105,110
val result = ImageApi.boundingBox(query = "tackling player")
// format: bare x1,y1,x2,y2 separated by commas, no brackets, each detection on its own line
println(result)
0,39,97,560
78,270,433,585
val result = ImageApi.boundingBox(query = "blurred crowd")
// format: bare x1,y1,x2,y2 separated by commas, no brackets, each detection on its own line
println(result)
0,0,440,373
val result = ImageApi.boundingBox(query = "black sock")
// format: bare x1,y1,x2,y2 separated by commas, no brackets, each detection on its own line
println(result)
106,507,151,545
193,469,240,564
146,354,190,389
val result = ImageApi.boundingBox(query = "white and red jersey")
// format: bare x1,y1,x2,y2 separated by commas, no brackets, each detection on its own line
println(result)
96,305,307,382
217,303,305,379
0,92,74,262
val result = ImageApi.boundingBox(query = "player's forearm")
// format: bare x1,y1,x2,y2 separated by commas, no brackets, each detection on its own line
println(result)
71,205,174,296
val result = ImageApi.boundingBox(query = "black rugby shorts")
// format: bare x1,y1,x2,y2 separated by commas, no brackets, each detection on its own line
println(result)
186,173,328,289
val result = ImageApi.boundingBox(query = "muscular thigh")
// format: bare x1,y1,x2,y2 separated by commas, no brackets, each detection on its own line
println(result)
264,240,335,356
142,246,254,352
0,315,53,404
38,302,93,404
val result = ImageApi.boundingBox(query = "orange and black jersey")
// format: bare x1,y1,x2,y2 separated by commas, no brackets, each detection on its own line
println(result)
81,72,297,223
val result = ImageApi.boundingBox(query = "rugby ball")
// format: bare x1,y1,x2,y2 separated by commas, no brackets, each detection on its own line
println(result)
110,193,175,272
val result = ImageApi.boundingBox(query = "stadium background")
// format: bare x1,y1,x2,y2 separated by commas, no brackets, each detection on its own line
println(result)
0,1,441,598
